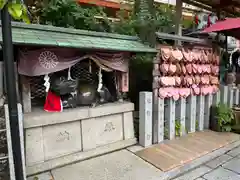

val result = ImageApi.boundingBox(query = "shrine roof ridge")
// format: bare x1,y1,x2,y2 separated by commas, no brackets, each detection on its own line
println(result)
6,22,139,41
0,22,157,53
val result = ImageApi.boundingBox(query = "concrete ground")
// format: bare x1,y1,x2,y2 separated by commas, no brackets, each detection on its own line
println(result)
28,144,240,180
173,145,240,180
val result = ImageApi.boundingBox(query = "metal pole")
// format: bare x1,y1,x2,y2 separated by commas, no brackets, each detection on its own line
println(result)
1,5,24,180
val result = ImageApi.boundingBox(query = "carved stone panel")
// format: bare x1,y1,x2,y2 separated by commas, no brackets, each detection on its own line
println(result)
43,121,82,160
81,114,123,151
123,112,135,140
25,127,44,166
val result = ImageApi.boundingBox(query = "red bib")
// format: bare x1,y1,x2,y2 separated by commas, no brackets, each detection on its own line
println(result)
44,91,62,112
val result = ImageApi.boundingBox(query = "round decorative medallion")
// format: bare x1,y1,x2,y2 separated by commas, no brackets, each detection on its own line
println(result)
38,51,59,69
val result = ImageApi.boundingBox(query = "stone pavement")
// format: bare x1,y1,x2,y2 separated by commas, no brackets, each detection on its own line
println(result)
173,145,240,180
28,143,240,180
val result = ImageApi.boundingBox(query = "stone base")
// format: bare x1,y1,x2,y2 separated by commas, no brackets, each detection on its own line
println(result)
24,102,136,176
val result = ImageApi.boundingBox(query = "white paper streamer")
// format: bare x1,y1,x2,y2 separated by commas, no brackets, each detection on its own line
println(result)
97,68,102,92
44,74,50,92
67,67,73,80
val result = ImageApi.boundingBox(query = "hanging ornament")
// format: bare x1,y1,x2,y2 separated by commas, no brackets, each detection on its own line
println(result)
67,67,73,80
89,59,92,73
97,68,103,92
43,74,50,92
114,71,119,92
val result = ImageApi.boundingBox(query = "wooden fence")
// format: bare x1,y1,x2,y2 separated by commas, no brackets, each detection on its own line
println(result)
139,85,240,147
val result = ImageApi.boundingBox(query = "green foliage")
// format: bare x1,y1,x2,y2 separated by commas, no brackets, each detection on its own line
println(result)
27,0,46,24
165,120,187,138
175,120,181,136
134,0,156,46
111,10,137,35
40,0,173,42
182,18,194,29
164,127,169,139
0,0,7,9
216,103,234,132
41,0,112,32
154,4,174,32
195,120,199,130
175,119,191,136
0,0,30,23
34,0,174,40
112,3,175,36
134,1,176,46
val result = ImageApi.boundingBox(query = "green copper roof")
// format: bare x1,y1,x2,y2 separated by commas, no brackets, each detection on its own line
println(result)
0,22,157,53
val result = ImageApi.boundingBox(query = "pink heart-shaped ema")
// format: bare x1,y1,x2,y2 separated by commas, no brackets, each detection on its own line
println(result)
159,88,167,99
172,49,183,61
198,65,203,74
169,64,177,74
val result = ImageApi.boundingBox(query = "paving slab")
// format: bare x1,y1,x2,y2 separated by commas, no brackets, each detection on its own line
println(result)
195,178,206,180
173,166,211,180
222,157,240,173
51,150,164,180
227,146,240,157
205,154,233,168
203,167,240,180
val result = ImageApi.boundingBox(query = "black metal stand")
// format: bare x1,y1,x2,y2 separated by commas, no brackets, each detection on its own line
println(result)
1,6,24,180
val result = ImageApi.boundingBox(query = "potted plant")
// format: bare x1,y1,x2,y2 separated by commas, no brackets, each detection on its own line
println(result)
210,103,234,132
231,105,240,133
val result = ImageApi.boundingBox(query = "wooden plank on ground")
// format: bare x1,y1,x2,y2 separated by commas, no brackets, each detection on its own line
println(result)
136,131,240,172
136,147,182,171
